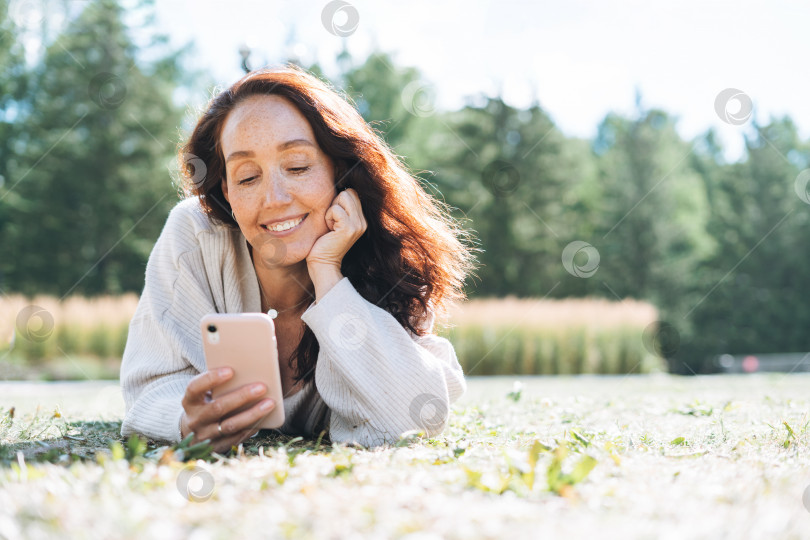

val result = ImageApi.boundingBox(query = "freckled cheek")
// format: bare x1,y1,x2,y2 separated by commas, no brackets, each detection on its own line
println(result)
307,205,332,237
302,182,336,226
231,191,263,216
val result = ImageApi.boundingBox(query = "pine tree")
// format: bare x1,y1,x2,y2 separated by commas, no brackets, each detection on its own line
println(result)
592,105,714,371
684,118,810,368
3,0,188,296
407,95,595,297
0,0,31,291
341,50,424,152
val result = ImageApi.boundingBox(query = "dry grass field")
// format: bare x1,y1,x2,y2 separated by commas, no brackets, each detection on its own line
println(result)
1,294,664,379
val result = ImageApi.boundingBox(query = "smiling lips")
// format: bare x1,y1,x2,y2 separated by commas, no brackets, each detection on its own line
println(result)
262,214,307,233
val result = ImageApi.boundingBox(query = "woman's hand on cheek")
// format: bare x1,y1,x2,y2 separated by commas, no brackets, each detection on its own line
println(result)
306,188,367,298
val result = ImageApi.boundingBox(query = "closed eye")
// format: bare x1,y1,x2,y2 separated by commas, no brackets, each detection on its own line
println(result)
238,175,259,185
289,167,310,174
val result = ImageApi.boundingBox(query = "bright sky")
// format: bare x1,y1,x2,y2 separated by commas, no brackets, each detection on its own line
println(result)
153,0,808,163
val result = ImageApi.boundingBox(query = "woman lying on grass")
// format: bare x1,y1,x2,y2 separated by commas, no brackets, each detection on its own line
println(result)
119,65,476,453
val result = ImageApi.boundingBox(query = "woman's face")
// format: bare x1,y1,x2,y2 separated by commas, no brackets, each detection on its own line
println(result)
220,94,337,268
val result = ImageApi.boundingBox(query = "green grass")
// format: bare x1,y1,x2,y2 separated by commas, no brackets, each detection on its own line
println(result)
1,374,810,538
0,403,596,499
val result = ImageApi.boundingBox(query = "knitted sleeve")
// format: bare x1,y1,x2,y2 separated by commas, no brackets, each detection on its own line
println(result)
119,201,217,443
300,277,466,447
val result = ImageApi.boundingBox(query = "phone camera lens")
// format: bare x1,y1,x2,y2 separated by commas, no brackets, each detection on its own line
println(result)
207,324,217,333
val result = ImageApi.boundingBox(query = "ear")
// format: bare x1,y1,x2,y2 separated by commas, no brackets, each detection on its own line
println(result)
221,177,229,204
332,159,344,191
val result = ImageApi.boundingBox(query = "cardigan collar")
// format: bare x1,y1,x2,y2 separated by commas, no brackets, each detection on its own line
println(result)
233,228,263,314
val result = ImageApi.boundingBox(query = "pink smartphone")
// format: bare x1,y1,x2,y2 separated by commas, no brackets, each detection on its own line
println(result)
200,313,285,429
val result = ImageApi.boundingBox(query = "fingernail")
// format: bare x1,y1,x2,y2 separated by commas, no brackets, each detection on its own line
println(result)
251,384,264,395
218,368,231,377
260,400,274,410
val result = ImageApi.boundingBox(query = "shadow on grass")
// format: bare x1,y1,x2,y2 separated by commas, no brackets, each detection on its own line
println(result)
0,420,122,466
0,418,334,468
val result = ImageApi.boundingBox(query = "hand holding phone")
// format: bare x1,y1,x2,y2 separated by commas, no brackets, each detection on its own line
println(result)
180,368,275,452
179,313,285,451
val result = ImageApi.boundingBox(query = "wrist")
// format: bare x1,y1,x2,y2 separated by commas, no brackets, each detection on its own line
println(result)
307,263,343,301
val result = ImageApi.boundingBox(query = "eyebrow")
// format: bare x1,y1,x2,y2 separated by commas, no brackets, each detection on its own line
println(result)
225,139,316,164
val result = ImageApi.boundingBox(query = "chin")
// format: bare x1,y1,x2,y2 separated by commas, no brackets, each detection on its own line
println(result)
282,240,316,265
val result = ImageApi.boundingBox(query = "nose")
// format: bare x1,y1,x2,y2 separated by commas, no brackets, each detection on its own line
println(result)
263,173,293,207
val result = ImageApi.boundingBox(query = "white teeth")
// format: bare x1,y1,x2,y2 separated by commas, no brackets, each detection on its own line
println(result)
266,216,304,232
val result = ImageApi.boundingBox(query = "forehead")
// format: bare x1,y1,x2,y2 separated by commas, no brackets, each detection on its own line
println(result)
220,94,316,153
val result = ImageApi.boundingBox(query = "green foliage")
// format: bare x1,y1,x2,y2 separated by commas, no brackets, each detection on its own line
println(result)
506,381,523,402
0,0,28,240
782,421,796,449
546,442,598,496
106,432,214,468
148,432,214,462
670,400,715,417
461,439,597,497
340,51,424,151
0,0,188,296
680,119,810,371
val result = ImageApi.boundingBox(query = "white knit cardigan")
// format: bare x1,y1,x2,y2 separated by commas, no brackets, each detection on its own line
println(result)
119,197,467,447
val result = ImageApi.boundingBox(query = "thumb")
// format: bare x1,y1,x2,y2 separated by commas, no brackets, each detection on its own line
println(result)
324,205,338,231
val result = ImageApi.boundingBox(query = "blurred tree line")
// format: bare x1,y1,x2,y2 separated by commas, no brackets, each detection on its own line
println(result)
1,0,809,372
